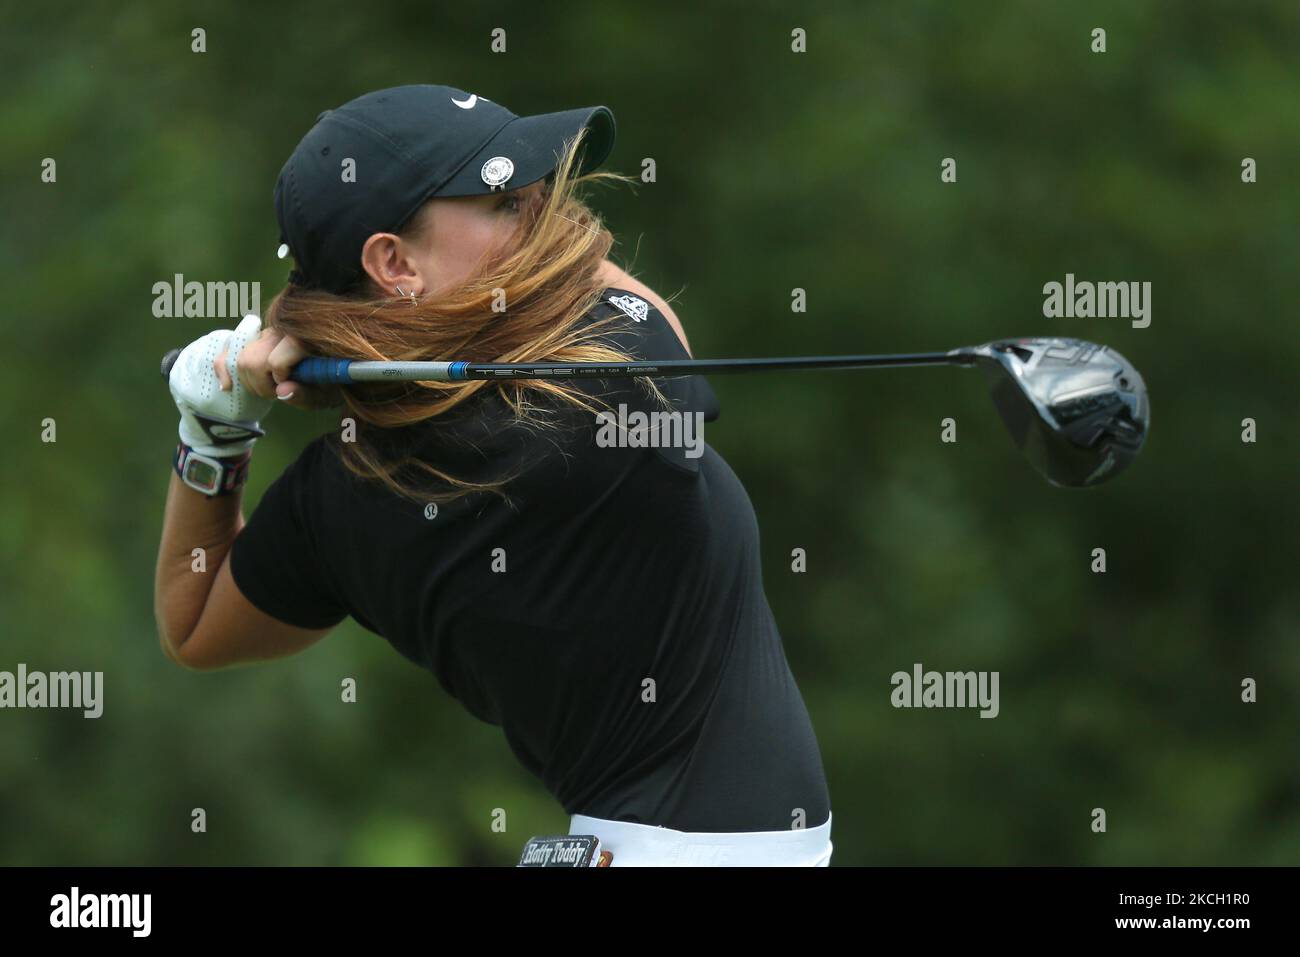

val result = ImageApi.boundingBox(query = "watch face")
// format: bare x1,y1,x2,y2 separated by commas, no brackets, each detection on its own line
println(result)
184,458,220,492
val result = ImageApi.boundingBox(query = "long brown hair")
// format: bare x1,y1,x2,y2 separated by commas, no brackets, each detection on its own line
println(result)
266,129,654,504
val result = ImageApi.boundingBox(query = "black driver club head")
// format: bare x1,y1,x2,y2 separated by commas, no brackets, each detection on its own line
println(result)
955,338,1150,488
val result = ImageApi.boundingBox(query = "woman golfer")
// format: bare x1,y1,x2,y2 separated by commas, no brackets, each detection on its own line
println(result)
154,85,832,866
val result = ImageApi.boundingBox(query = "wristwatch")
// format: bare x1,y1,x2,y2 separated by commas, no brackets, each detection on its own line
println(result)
173,443,251,496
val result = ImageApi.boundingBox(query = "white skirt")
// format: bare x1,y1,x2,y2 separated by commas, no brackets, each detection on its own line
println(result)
567,812,832,867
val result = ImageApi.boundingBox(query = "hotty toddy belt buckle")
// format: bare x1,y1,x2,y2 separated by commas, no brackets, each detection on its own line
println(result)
517,835,612,867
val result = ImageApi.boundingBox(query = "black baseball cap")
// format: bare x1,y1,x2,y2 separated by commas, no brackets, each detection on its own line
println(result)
274,84,616,293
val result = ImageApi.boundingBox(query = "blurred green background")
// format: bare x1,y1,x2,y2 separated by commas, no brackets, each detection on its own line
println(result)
1,1,1296,865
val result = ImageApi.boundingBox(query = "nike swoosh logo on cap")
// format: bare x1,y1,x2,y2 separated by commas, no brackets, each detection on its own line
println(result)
452,95,478,109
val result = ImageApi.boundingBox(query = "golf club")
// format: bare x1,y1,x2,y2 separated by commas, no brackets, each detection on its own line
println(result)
161,337,1149,487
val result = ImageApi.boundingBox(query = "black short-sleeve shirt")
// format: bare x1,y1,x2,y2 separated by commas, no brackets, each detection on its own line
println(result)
230,288,830,831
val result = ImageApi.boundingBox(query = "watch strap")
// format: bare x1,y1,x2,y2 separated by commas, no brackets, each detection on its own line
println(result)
174,443,252,496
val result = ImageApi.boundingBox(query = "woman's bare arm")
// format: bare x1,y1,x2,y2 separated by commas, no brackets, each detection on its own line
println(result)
154,472,333,670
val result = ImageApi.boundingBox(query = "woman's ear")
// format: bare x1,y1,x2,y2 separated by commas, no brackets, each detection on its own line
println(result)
360,232,422,295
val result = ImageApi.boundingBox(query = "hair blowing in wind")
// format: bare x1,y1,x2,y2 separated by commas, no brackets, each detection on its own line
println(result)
264,130,650,504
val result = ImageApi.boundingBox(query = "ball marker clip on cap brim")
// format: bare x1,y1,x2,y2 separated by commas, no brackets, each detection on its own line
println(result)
160,336,1148,488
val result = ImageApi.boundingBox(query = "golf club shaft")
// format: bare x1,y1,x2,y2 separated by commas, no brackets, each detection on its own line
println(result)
288,351,974,385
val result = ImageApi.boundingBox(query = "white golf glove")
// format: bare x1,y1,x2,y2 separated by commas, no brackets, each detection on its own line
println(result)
169,314,275,458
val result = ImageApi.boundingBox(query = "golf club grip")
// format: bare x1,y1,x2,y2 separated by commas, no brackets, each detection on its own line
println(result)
292,357,354,384
160,348,182,379
159,351,446,385
160,349,358,384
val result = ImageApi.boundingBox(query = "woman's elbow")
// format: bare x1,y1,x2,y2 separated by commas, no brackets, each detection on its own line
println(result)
155,621,209,672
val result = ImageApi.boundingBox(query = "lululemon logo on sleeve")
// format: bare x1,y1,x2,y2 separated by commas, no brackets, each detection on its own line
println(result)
608,294,649,322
